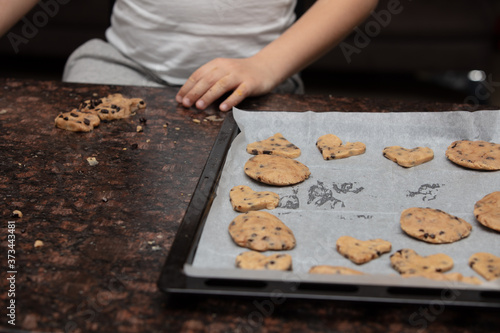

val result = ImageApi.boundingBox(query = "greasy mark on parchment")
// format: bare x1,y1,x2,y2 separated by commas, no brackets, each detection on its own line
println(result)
407,183,443,202
279,188,300,209
333,182,364,194
307,181,364,209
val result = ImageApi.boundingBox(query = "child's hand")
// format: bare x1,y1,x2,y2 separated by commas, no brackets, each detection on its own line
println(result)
176,56,277,112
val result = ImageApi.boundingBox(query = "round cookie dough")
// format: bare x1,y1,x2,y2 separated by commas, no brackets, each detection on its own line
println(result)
474,191,500,232
400,207,472,244
445,140,500,170
244,155,310,186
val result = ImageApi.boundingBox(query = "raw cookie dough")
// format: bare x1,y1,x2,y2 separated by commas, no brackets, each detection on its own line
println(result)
235,251,292,271
80,93,146,121
229,185,279,212
383,146,434,168
402,272,482,285
445,140,500,170
316,134,366,160
390,249,454,274
228,211,296,251
308,265,364,275
244,155,310,186
336,236,392,264
474,191,500,232
400,207,472,244
55,109,100,132
246,133,301,158
469,252,500,281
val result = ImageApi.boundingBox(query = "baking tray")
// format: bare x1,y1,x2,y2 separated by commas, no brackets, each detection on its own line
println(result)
157,110,500,307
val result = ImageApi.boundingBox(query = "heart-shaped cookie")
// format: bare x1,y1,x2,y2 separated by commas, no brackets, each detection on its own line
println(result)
390,249,454,274
336,236,392,264
469,252,500,281
235,251,292,270
383,146,434,168
246,133,301,158
316,134,366,160
229,185,279,212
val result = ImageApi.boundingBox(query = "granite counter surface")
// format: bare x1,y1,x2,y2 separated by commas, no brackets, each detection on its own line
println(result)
0,78,498,333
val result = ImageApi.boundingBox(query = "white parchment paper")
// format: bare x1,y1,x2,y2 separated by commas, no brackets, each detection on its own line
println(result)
189,108,500,290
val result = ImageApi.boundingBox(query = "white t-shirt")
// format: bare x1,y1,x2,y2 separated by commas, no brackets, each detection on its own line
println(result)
106,0,297,85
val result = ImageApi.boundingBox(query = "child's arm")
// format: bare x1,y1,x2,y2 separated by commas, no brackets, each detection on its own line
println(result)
176,0,379,111
0,0,40,37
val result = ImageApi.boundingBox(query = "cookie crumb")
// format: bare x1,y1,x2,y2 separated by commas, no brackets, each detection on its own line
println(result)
86,157,99,166
205,115,224,122
136,125,143,132
192,119,201,124
12,210,23,218
34,240,44,248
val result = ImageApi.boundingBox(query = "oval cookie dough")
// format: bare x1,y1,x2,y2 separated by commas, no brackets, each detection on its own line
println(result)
235,251,292,271
228,211,296,251
400,207,472,244
474,191,500,232
244,155,310,186
445,140,500,170
308,265,364,275
402,272,482,285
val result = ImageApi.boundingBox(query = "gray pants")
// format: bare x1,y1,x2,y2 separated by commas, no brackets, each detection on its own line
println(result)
63,39,304,94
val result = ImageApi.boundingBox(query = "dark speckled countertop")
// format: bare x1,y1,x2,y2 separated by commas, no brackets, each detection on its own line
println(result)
1,78,499,333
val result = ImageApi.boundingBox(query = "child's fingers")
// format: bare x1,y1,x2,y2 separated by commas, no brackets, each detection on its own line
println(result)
219,83,249,112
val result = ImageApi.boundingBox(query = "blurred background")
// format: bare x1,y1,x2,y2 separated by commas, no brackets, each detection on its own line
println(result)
1,0,500,106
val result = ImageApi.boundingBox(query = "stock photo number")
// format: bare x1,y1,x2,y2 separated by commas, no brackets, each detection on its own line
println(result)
6,220,17,326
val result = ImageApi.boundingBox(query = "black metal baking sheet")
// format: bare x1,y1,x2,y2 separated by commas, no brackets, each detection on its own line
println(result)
157,111,500,308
